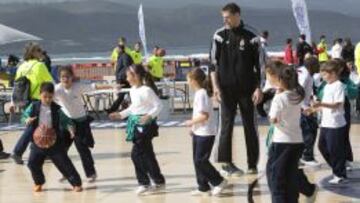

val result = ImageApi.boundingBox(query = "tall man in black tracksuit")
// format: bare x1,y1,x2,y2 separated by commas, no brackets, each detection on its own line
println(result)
210,3,263,175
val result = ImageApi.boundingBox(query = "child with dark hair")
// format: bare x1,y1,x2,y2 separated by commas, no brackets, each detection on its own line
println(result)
55,65,117,183
185,68,227,196
266,61,317,202
109,64,165,195
24,82,82,192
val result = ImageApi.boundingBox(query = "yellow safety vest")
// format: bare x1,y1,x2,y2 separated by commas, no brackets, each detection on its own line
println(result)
110,46,132,63
148,55,164,79
15,59,53,100
317,42,329,62
129,50,143,65
355,42,360,75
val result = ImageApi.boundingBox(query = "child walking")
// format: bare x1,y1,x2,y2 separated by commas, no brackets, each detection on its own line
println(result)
185,68,227,196
313,60,348,184
109,64,165,195
298,57,320,166
54,65,102,182
266,61,317,203
24,82,82,192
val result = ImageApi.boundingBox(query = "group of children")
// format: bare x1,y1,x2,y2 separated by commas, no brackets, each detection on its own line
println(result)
0,56,356,202
265,57,357,202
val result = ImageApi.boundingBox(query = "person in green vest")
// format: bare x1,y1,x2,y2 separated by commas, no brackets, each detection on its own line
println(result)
147,47,165,81
10,42,53,165
355,41,360,75
110,37,132,65
317,35,329,63
129,42,143,65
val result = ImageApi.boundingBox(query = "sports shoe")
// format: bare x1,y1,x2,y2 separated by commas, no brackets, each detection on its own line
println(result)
190,189,210,196
328,175,345,185
212,180,228,196
135,185,151,195
246,168,258,175
87,174,97,183
300,159,321,167
220,163,244,177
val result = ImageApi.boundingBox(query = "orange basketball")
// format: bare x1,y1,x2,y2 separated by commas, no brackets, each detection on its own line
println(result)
33,124,57,149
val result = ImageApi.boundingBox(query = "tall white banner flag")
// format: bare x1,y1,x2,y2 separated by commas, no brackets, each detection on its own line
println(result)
138,4,148,58
291,0,312,43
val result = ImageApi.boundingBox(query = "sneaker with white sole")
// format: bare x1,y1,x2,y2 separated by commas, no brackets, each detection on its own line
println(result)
300,159,321,167
212,180,228,196
246,168,258,175
328,175,345,185
190,189,210,196
135,185,151,195
306,185,318,203
220,163,244,177
149,183,166,194
87,174,97,183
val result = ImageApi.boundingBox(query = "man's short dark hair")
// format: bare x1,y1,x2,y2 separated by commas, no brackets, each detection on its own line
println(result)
118,44,125,52
300,34,306,40
222,3,241,15
40,82,54,94
320,35,326,40
286,38,292,44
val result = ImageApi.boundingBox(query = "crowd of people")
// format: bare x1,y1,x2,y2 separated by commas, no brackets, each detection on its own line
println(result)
1,2,360,203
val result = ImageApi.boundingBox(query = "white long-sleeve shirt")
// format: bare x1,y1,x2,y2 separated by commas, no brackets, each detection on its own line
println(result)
120,85,162,119
297,66,313,109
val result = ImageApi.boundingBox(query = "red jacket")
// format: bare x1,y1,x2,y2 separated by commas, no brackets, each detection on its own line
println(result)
284,44,294,65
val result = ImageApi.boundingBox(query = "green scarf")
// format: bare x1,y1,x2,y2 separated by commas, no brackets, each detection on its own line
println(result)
266,124,275,152
125,115,154,142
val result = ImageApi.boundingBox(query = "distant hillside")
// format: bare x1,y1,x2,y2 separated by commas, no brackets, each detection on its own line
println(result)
0,1,359,55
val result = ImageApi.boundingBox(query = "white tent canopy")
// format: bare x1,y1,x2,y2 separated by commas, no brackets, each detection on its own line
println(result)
0,23,41,45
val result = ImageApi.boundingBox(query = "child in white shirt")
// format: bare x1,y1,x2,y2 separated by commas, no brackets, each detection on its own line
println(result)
185,68,226,196
109,65,165,195
312,60,347,184
266,61,317,203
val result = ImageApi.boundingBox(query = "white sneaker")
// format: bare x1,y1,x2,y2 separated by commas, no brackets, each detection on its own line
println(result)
190,189,210,196
328,175,345,185
211,180,228,196
300,159,321,167
87,174,97,183
149,184,166,194
135,185,151,195
306,185,318,203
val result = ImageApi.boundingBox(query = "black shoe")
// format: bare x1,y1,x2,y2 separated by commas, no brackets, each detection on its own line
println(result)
0,152,10,160
220,163,244,177
11,154,24,165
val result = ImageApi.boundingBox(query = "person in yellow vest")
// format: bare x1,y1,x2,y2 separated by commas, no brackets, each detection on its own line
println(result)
10,42,54,165
129,42,143,65
355,42,360,75
110,37,132,65
317,35,329,63
147,47,166,81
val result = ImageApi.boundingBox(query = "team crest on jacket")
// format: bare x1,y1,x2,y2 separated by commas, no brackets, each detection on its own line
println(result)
239,39,245,50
